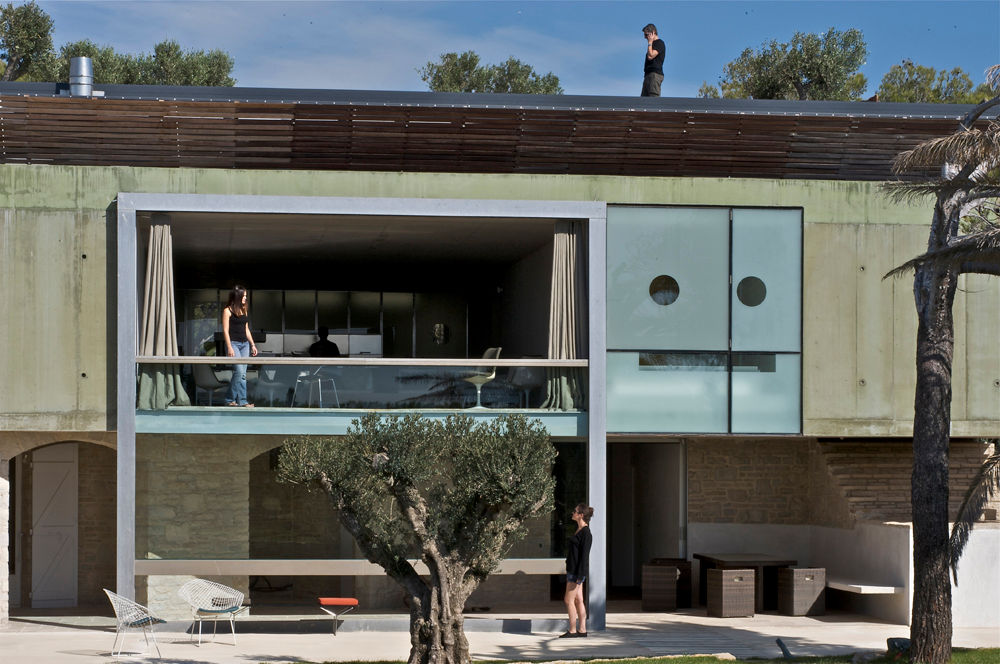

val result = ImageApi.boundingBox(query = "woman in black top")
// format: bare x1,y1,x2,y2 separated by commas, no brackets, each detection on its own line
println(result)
561,503,594,638
222,285,258,407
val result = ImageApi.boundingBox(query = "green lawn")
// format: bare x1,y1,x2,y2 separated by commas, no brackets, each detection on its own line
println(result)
288,649,999,664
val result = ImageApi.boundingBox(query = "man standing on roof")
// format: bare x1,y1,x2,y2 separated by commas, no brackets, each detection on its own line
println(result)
641,23,665,97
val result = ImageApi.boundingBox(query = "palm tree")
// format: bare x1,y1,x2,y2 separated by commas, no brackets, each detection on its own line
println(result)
883,65,1000,664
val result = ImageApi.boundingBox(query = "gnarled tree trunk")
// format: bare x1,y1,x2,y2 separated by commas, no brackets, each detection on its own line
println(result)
909,204,957,664
406,563,474,664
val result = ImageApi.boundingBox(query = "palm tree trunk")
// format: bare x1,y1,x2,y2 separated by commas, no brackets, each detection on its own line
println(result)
909,262,957,664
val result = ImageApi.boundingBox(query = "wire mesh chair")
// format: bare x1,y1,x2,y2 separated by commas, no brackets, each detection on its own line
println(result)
177,579,247,645
103,588,165,659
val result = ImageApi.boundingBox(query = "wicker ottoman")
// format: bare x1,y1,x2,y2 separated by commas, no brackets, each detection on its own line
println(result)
707,568,755,618
778,567,825,616
641,564,678,611
649,558,692,608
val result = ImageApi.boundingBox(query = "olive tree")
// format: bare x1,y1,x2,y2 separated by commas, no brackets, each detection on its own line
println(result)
278,413,556,664
419,50,563,94
0,0,52,81
700,27,868,100
884,65,1000,664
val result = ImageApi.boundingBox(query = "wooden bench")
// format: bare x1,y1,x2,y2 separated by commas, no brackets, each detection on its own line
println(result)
826,576,904,595
318,597,359,635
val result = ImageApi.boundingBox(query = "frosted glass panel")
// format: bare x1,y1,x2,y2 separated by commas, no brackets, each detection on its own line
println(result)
731,353,800,433
607,207,730,350
732,209,801,351
607,352,728,433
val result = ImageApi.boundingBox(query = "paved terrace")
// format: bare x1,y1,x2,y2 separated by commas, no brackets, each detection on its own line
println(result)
2,606,998,664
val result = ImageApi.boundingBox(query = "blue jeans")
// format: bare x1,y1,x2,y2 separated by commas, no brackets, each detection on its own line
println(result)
225,341,250,405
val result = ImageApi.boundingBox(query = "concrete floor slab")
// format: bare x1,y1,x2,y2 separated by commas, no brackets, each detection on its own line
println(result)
1,610,997,664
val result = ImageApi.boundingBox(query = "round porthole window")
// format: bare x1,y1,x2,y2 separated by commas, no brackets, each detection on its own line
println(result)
649,275,679,306
737,276,767,307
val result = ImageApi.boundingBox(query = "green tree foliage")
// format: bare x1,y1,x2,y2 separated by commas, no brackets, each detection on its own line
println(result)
27,38,235,86
878,60,993,104
0,0,52,81
419,50,563,94
702,27,868,101
697,81,720,99
278,413,556,664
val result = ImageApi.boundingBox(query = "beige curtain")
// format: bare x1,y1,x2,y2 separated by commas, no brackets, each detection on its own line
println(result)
542,221,588,410
137,222,191,410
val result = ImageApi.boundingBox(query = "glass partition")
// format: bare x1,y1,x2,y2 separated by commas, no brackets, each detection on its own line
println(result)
731,353,801,433
140,359,586,411
731,209,802,351
607,206,730,351
607,352,728,433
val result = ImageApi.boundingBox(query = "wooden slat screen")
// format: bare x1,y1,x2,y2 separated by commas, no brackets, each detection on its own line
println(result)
0,95,953,180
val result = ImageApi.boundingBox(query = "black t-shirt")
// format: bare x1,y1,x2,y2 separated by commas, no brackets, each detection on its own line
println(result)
565,525,593,578
644,39,666,75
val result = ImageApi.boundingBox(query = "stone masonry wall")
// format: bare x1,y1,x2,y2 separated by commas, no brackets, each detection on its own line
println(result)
688,437,998,528
248,450,553,609
818,439,999,522
136,433,278,618
78,444,116,607
687,438,813,524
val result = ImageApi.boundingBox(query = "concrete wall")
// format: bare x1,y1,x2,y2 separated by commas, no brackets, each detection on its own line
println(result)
952,524,1000,628
802,222,1000,437
810,521,912,624
3,163,996,437
688,521,998,628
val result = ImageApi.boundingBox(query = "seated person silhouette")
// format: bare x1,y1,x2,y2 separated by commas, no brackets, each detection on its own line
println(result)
309,326,342,357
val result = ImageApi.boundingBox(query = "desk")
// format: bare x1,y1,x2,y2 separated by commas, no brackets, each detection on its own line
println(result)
693,553,797,611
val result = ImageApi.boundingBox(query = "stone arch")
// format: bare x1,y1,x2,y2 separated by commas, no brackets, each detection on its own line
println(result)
1,433,118,623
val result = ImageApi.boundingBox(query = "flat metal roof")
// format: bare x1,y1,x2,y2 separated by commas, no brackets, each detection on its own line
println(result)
0,81,976,120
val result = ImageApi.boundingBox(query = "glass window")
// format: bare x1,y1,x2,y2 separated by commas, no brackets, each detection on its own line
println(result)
284,291,316,333
731,353,801,433
382,292,414,358
252,290,282,333
349,292,381,335
607,352,728,433
607,206,730,351
731,208,802,351
317,291,349,333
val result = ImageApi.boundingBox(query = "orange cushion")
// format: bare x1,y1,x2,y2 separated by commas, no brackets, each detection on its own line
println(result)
318,597,359,607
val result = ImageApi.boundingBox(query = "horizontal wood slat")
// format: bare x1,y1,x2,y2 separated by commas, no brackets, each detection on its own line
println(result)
0,95,952,179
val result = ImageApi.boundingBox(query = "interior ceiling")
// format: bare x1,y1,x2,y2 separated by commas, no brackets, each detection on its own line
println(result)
145,212,557,265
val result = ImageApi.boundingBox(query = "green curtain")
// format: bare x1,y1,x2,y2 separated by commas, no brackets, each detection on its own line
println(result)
137,222,191,410
541,221,587,411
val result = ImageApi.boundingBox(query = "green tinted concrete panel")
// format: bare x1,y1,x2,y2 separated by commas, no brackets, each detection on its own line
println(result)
1,164,928,225
854,223,895,421
803,223,859,422
0,208,107,429
963,274,1000,422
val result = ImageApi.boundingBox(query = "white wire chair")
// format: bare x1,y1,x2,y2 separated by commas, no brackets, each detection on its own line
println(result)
103,588,165,659
177,579,247,645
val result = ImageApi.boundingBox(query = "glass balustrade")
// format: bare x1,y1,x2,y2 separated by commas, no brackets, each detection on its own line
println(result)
136,358,588,411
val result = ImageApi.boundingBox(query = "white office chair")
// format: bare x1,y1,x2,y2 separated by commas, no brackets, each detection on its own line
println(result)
464,347,501,409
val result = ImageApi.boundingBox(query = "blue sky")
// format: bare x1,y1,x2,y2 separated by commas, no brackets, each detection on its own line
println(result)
36,1,1000,97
